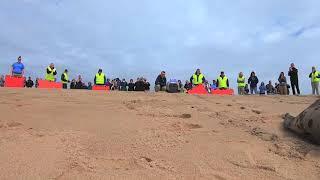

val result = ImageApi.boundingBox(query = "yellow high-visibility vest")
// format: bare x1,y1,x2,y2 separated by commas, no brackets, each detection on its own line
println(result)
95,73,105,84
62,73,69,83
237,76,245,87
218,76,228,89
311,71,320,83
192,74,204,85
45,66,56,81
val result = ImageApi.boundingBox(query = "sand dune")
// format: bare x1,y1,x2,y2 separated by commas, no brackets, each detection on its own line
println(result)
0,88,319,179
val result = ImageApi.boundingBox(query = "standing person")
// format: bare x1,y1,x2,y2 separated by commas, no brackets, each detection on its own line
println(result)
128,79,135,91
288,63,300,95
11,56,25,77
120,79,128,91
237,72,246,95
61,69,70,89
309,66,320,95
45,63,57,81
248,71,259,94
25,77,34,88
94,69,106,85
216,71,229,90
190,69,205,86
0,75,5,87
155,71,167,92
278,72,288,95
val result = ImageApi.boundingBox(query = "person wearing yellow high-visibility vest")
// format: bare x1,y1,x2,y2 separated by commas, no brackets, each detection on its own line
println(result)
61,69,70,89
94,69,106,85
309,66,320,95
45,63,57,81
237,72,246,95
190,69,206,86
216,71,229,90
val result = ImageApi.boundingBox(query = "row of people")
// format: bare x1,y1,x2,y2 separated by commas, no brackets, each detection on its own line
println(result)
0,73,301,96
6,56,320,95
181,65,319,95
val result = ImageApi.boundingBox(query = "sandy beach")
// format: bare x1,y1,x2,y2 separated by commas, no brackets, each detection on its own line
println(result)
0,88,319,179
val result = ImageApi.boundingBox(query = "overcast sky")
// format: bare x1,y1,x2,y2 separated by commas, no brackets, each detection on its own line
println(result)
0,0,319,93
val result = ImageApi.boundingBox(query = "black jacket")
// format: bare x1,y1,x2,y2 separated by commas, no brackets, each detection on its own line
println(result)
70,82,76,89
75,81,84,89
135,81,145,91
120,81,128,91
288,68,299,83
155,75,167,87
248,76,259,88
26,80,34,88
145,82,150,91
184,83,192,90
128,83,135,91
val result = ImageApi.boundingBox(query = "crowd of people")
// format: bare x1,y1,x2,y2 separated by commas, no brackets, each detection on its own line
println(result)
1,56,320,95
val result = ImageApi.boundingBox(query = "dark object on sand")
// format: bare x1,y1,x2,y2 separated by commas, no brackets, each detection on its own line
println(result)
283,99,320,144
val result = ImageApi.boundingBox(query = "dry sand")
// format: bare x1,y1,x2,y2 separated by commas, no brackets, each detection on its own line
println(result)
0,88,319,180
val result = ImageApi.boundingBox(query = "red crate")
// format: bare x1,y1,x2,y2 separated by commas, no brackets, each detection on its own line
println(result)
187,84,209,95
92,85,110,91
211,89,234,95
38,80,62,89
4,75,25,88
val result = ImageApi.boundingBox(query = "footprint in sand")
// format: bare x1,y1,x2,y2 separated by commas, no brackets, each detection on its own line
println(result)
185,123,202,129
252,109,262,115
7,122,23,128
141,156,153,162
180,114,192,119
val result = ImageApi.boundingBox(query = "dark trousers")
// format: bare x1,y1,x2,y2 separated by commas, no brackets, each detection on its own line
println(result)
63,83,68,89
291,81,300,95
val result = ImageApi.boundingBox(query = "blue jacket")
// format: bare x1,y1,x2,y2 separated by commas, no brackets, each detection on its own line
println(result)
259,84,267,94
210,84,217,90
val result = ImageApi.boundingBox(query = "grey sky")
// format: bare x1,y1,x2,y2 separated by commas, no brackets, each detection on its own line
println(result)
0,0,319,93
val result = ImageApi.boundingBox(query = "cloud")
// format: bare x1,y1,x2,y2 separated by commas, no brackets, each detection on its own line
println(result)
262,31,285,43
0,0,319,93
